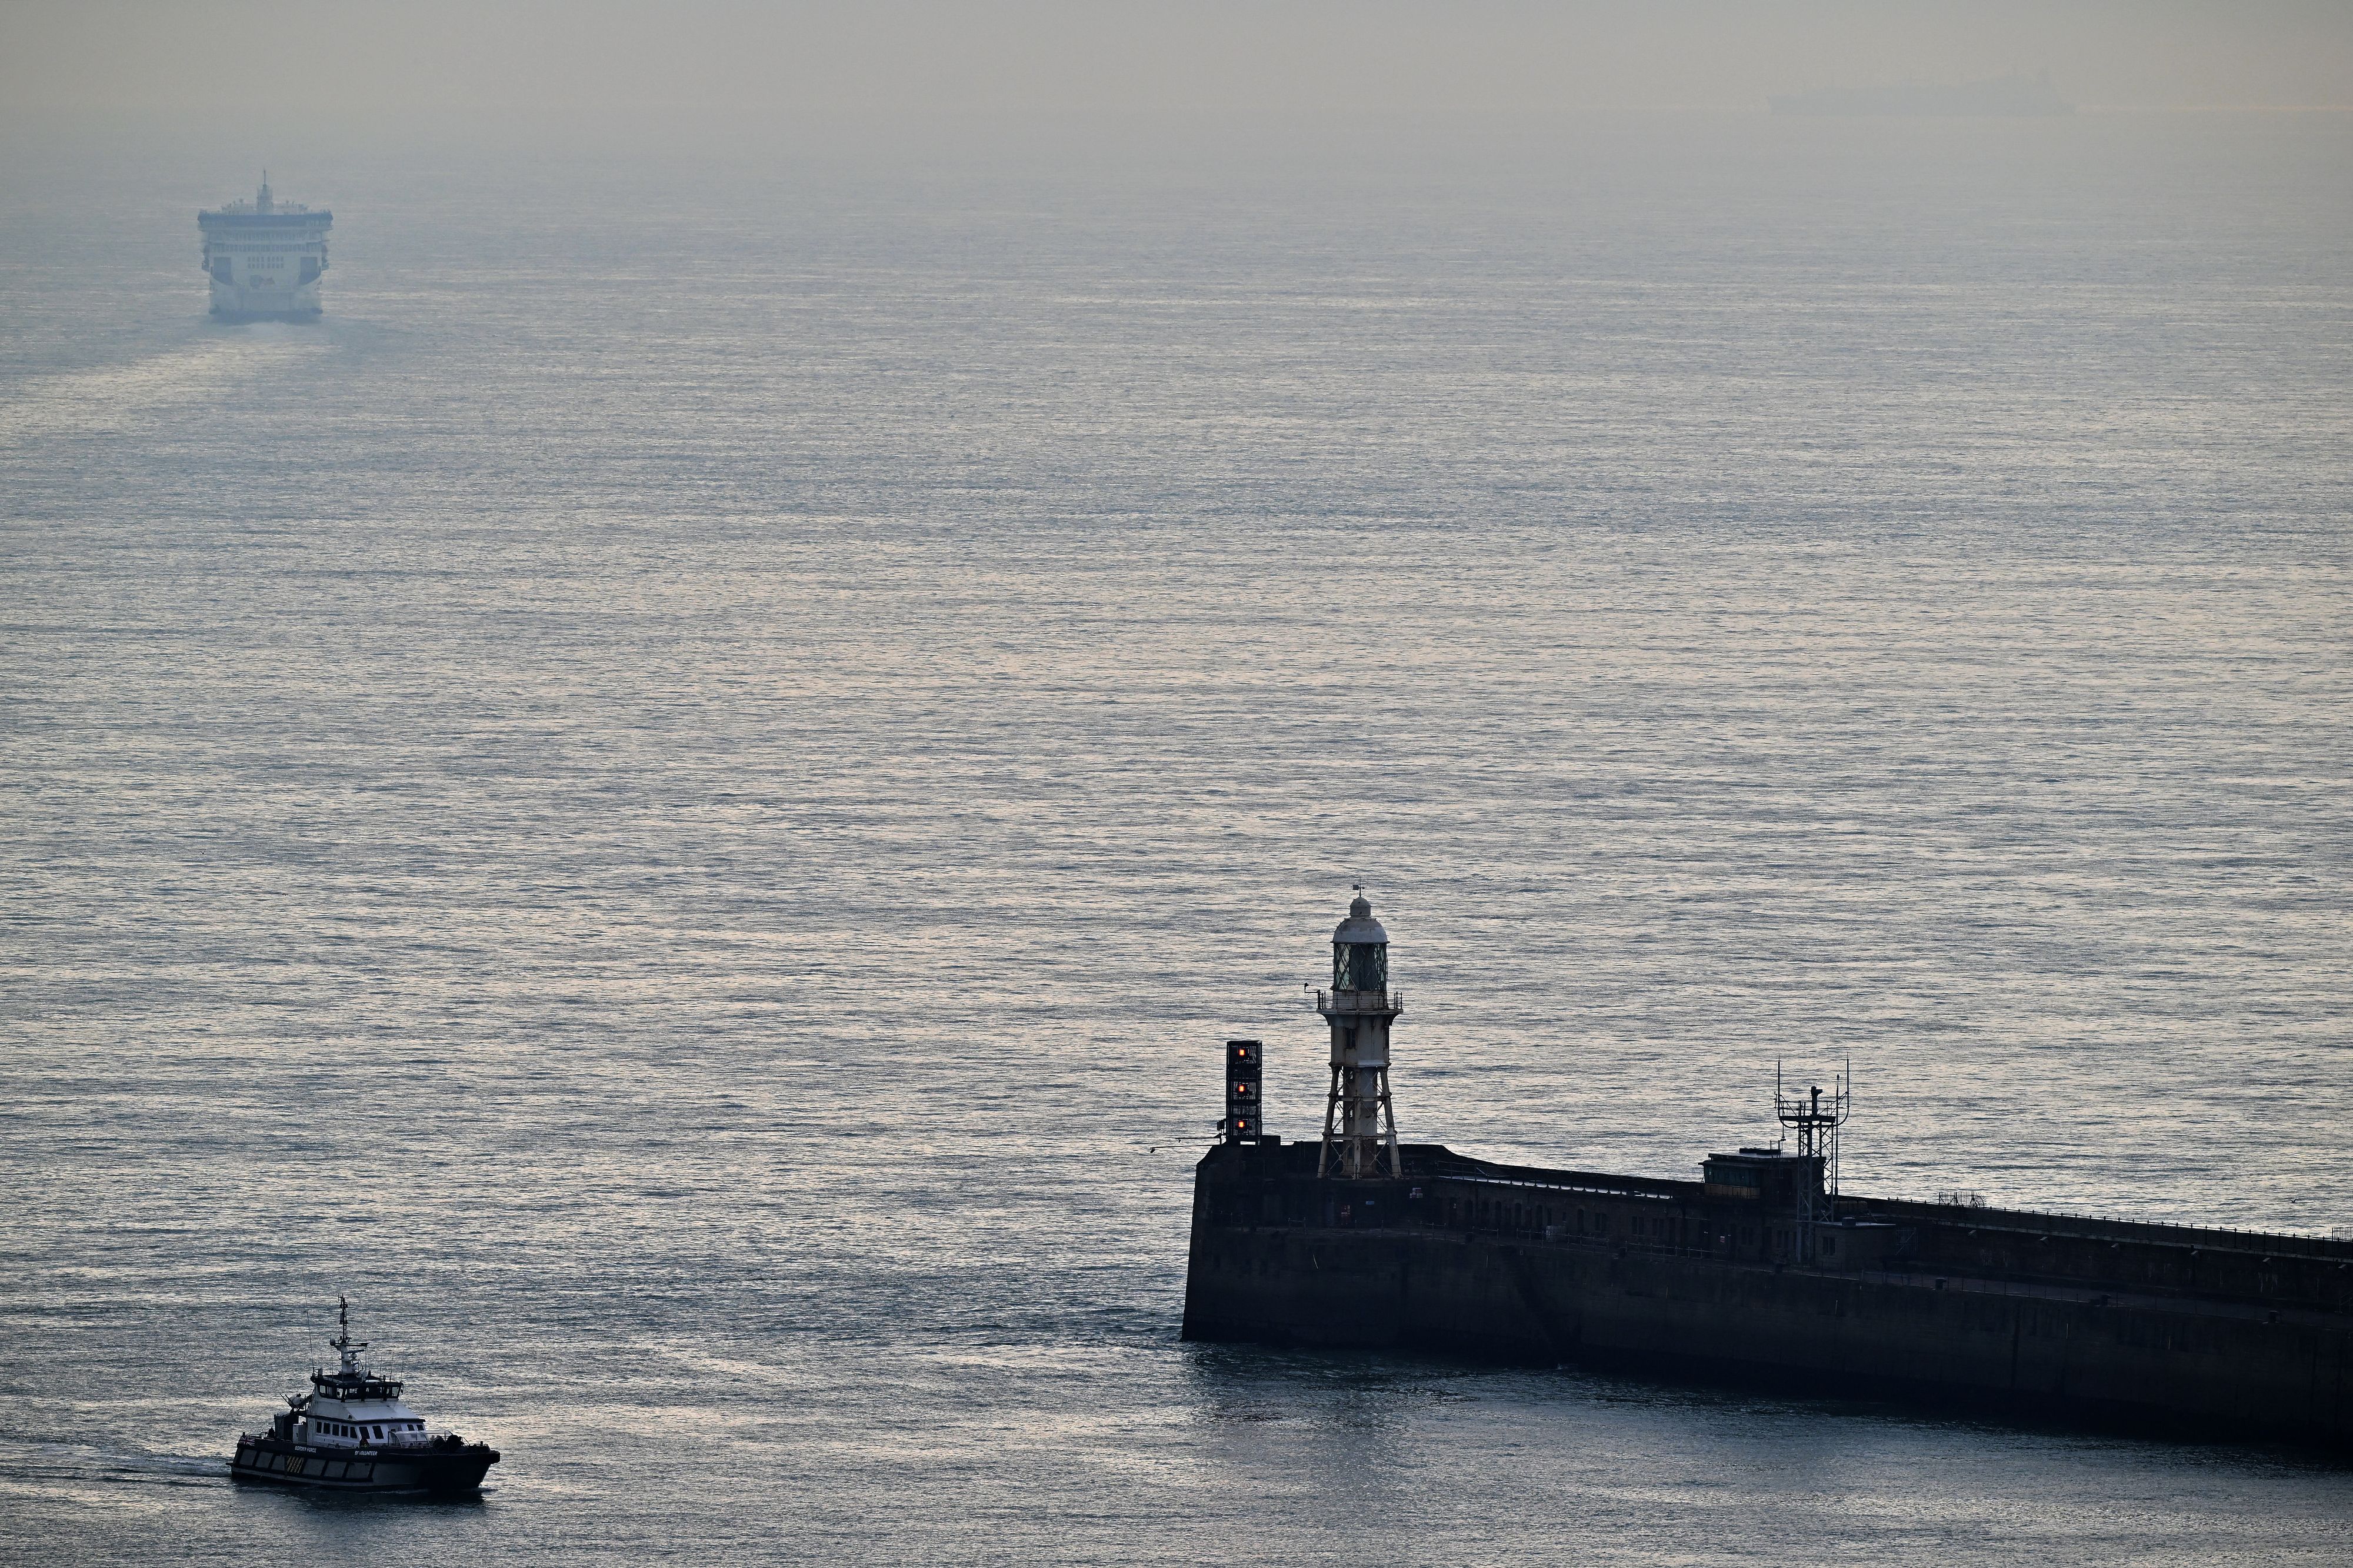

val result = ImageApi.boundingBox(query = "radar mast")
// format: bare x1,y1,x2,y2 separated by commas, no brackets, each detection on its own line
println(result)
1775,1059,1851,1243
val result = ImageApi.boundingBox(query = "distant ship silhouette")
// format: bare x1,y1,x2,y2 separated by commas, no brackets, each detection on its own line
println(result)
1771,72,2073,118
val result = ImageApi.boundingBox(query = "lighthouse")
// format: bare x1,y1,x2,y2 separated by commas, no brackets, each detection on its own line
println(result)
1316,890,1404,1178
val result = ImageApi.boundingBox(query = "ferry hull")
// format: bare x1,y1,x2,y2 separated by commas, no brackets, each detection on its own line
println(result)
229,1435,498,1494
208,278,324,321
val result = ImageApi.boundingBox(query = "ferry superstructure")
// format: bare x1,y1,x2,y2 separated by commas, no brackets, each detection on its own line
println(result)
197,176,332,320
229,1299,499,1493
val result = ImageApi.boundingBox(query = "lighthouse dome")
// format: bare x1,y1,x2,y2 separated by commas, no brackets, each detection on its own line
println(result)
1332,895,1388,946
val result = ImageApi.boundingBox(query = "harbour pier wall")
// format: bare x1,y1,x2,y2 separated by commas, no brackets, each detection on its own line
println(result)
1181,1140,2353,1449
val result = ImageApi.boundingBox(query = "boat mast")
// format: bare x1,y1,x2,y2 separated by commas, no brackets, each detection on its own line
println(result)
330,1295,368,1374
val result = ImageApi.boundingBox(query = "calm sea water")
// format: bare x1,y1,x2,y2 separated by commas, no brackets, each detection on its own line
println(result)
2,114,2349,1564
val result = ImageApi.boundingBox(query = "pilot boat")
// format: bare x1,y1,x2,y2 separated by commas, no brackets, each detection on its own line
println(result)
229,1298,499,1493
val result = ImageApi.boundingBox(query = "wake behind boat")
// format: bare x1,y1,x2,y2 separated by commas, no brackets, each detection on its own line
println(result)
229,1299,498,1494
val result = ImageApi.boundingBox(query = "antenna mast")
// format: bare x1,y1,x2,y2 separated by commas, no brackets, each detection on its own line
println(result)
329,1295,368,1373
1775,1059,1851,1249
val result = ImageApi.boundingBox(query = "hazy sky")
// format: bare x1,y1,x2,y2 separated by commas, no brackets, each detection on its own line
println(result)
4,0,2348,139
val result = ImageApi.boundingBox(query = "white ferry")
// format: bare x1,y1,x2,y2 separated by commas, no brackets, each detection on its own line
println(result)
229,1299,499,1494
197,176,332,320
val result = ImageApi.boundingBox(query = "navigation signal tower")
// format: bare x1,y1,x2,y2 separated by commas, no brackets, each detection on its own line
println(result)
1222,1040,1264,1143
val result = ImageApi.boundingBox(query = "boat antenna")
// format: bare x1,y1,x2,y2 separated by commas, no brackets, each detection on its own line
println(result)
331,1295,367,1371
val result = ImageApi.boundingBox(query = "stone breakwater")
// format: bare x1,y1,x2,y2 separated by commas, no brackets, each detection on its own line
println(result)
1183,1140,2353,1450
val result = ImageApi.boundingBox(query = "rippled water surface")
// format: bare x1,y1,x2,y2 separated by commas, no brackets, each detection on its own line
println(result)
2,115,2349,1563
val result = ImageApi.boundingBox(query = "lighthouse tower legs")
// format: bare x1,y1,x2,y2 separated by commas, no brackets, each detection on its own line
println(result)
1318,1025,1400,1178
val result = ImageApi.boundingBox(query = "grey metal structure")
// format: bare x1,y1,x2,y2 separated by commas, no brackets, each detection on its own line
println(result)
1316,889,1403,1179
1775,1060,1851,1249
